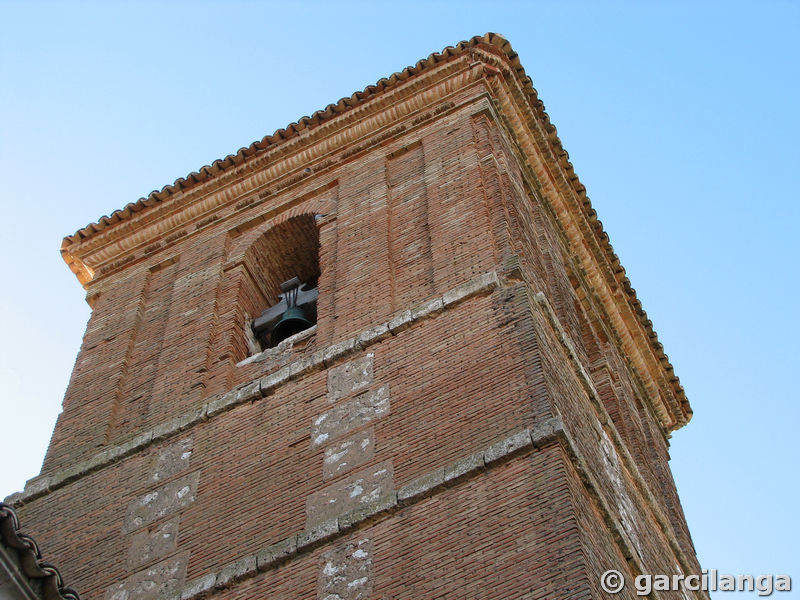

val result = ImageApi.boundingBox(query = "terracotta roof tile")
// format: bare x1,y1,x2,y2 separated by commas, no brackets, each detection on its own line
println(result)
63,33,508,245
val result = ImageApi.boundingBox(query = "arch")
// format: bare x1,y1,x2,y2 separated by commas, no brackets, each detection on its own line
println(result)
240,214,321,351
224,194,336,269
242,214,320,309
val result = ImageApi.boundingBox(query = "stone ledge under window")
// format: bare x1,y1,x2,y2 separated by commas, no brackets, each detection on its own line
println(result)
236,325,317,368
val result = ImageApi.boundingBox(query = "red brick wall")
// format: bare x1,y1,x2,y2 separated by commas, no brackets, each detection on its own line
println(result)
20,81,702,600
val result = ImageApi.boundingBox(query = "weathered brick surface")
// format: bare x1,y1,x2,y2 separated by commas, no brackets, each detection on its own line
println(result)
17,40,702,600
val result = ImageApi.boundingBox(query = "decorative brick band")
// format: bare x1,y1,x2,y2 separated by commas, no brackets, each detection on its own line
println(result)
6,271,500,507
171,417,565,600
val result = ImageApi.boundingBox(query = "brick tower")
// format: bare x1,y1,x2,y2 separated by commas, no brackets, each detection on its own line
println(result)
7,34,703,599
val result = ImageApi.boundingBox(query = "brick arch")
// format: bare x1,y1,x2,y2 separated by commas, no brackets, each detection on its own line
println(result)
203,201,334,392
242,213,321,311
224,195,336,268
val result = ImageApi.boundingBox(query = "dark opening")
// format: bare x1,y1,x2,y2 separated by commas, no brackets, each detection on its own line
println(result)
243,214,320,351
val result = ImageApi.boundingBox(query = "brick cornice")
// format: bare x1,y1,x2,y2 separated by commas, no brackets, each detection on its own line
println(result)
60,56,485,287
474,50,689,431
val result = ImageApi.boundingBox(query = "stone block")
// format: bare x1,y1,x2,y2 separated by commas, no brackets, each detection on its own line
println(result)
410,297,444,322
286,356,311,381
327,353,373,402
215,554,256,587
387,309,413,334
180,573,216,600
297,517,339,550
323,338,357,367
85,448,114,471
45,471,68,494
323,428,375,480
306,460,393,526
256,535,297,570
235,380,261,403
23,476,51,497
442,271,499,307
255,546,274,571
3,491,24,505
356,323,391,349
123,471,200,532
477,270,501,291
318,538,373,600
307,349,327,372
151,407,204,442
443,451,484,483
484,429,532,465
530,415,564,448
127,518,180,570
397,468,444,502
258,370,285,396
58,461,85,485
311,386,390,448
204,389,237,418
129,431,155,452
337,493,397,530
112,433,148,462
151,438,192,483
105,554,187,600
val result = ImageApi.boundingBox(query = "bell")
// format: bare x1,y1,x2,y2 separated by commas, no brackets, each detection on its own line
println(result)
271,305,313,345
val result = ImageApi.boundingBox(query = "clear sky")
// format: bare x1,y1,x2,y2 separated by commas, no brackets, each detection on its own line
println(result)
1,0,797,594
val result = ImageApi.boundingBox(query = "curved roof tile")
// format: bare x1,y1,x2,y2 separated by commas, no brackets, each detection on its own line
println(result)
0,502,81,600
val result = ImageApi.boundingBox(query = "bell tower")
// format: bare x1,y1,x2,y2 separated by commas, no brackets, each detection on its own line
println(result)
7,34,704,600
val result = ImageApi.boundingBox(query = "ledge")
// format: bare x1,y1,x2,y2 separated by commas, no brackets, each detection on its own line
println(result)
170,416,564,600
6,271,500,507
235,325,317,368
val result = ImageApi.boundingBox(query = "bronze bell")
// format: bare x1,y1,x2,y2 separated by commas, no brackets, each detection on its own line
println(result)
271,278,313,345
272,305,313,345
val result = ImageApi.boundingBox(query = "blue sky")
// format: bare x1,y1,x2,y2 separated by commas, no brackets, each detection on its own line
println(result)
1,0,797,594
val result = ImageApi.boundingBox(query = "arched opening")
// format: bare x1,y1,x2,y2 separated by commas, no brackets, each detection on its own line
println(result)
241,214,320,351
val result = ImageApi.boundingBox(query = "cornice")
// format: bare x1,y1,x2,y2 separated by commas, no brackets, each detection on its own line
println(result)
61,56,484,287
473,46,689,430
